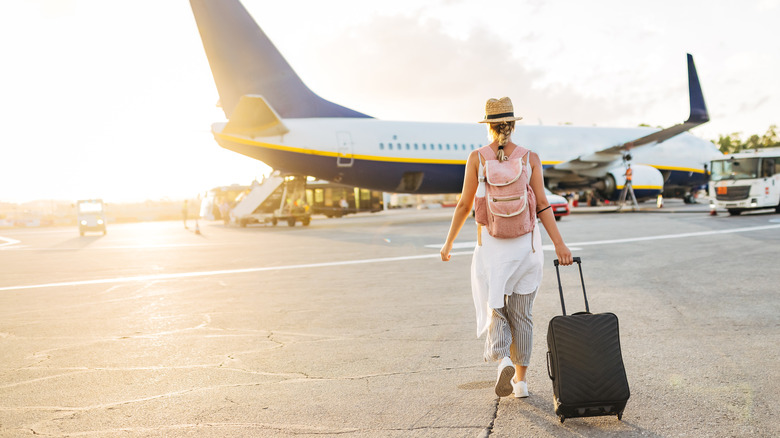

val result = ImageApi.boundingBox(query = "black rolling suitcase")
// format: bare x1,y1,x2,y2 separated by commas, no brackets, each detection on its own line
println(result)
546,257,630,423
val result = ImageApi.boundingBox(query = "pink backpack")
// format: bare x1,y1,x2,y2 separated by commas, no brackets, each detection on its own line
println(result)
474,145,537,239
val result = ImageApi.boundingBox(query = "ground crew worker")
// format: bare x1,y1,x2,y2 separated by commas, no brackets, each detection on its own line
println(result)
618,164,638,210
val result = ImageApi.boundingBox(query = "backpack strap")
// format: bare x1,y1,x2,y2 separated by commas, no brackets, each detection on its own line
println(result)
476,149,488,193
522,151,530,174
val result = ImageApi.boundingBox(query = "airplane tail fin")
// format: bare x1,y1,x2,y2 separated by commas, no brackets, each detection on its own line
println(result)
685,53,709,124
190,0,371,120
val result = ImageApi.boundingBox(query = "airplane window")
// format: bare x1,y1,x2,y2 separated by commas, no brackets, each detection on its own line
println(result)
414,143,419,150
446,144,451,150
406,143,410,150
422,144,427,150
462,144,466,150
438,144,442,150
388,143,393,150
379,143,384,150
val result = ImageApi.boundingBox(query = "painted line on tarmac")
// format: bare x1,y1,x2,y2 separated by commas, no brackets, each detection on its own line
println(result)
5,243,215,251
5,223,779,293
563,223,780,246
426,223,780,249
0,236,20,249
0,251,475,292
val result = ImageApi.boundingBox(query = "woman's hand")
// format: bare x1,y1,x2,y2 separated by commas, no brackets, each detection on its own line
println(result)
440,242,453,261
555,243,573,266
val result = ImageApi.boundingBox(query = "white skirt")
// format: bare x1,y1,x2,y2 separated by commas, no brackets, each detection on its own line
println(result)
471,226,544,337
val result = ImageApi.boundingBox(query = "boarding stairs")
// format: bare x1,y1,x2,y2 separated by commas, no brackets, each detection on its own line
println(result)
231,173,285,220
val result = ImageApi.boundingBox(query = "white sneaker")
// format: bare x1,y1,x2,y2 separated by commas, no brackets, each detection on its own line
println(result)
494,357,515,397
512,379,529,398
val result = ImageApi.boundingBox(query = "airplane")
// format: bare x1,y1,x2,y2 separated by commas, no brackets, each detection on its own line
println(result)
190,0,721,203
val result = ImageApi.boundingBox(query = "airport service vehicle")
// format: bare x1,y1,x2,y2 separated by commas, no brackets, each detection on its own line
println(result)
77,199,106,236
200,184,247,222
545,188,570,221
709,147,780,215
305,181,383,217
190,0,720,203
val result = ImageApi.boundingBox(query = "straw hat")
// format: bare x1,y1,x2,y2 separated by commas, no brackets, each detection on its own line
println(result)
478,97,523,123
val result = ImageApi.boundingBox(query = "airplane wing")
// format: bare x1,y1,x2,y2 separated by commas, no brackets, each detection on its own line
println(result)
546,54,709,179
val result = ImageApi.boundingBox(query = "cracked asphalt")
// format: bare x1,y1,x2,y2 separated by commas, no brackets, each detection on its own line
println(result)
0,205,778,437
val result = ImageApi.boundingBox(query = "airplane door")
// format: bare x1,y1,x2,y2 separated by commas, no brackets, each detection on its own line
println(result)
336,132,354,167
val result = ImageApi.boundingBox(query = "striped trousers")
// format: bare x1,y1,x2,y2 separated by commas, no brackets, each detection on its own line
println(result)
484,289,537,366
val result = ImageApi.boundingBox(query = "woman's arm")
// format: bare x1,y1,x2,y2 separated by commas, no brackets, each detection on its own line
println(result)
528,152,573,265
441,150,480,261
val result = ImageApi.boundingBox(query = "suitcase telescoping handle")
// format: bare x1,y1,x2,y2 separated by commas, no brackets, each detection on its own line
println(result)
553,256,588,316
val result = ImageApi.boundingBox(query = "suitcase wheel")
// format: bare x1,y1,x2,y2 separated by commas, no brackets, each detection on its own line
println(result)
559,415,565,424
617,412,623,421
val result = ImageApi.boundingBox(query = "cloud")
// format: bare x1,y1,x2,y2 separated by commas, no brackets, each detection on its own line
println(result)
738,96,770,113
305,15,633,126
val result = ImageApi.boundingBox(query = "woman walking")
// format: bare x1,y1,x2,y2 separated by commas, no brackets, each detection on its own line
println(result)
441,97,572,398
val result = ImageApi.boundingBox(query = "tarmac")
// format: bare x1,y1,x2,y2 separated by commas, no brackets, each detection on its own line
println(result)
1,200,778,437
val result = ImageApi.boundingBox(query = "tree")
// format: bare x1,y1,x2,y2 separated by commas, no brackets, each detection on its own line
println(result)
712,125,779,154
761,124,779,148
714,133,742,154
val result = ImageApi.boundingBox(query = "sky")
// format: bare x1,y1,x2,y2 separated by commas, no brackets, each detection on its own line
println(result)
1,0,778,204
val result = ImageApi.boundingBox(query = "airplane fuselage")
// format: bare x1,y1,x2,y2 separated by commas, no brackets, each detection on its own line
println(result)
212,119,720,199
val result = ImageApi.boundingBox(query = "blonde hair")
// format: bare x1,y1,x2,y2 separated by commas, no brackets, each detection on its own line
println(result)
488,121,515,146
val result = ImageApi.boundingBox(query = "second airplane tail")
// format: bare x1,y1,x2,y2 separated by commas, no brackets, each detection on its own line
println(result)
190,0,371,120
